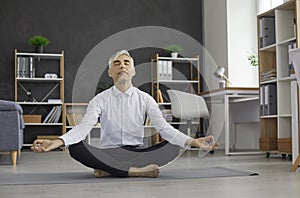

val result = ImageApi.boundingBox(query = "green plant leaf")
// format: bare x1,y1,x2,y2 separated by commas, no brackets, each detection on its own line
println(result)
164,44,183,53
28,35,50,47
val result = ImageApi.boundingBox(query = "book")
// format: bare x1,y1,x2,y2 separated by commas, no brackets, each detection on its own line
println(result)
42,106,62,123
43,106,57,123
66,113,83,126
48,99,62,103
52,106,62,123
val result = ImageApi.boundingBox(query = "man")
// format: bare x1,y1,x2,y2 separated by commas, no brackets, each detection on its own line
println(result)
31,49,218,178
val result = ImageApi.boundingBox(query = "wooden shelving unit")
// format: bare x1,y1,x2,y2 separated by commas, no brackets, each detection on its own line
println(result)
150,54,201,139
14,49,65,147
257,0,299,159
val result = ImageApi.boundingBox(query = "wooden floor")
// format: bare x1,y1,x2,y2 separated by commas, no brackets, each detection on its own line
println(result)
0,149,300,198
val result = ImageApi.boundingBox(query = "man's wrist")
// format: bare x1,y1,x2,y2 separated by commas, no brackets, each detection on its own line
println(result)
54,138,65,148
185,138,194,146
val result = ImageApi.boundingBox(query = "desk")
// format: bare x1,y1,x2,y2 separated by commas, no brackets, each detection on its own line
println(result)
201,87,262,155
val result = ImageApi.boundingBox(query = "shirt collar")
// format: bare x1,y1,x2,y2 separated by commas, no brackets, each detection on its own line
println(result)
112,85,135,96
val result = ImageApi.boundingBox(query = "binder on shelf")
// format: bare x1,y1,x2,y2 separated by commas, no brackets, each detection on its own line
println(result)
260,86,265,116
162,61,168,79
260,84,277,116
260,16,276,48
167,61,172,80
17,56,34,78
29,57,35,78
157,60,173,80
157,60,163,80
263,83,277,116
17,57,30,78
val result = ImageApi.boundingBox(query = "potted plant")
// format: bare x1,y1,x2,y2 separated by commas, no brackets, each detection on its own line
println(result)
247,53,258,67
164,44,183,58
28,35,50,53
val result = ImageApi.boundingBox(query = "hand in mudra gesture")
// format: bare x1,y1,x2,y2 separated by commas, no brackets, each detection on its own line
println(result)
191,135,219,151
31,139,64,153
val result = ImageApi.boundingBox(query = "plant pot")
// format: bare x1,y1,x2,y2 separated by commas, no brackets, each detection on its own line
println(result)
171,52,178,58
35,46,43,53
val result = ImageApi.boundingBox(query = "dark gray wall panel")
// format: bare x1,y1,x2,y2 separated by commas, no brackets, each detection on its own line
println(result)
0,0,202,101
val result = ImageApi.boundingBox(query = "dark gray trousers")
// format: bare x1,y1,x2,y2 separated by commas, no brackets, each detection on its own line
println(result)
68,141,180,177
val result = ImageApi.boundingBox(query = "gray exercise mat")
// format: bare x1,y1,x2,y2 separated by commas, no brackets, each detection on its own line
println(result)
0,167,258,186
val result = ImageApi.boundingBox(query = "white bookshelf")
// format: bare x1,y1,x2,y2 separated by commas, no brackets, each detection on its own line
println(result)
258,0,298,156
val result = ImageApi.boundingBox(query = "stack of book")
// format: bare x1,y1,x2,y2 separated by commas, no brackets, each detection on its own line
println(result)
17,57,35,78
261,69,276,82
66,113,83,126
43,106,62,123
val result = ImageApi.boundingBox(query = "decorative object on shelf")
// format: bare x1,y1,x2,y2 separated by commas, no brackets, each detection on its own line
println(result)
26,89,33,102
214,66,232,88
163,44,183,58
28,35,50,53
45,73,58,79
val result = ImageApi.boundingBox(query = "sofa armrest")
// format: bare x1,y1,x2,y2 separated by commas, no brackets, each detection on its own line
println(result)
0,100,22,113
0,100,24,129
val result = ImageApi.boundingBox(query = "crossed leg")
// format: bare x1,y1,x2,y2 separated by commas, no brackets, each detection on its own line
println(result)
69,141,180,178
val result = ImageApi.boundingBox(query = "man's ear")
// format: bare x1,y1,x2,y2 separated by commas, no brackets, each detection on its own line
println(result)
108,69,112,77
131,67,136,77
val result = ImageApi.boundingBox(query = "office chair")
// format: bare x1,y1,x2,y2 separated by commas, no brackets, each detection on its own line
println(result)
167,90,210,137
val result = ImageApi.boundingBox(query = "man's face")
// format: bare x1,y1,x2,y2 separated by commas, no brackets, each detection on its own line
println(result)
108,54,136,84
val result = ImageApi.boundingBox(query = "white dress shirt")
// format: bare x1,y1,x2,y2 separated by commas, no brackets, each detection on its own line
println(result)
60,86,191,148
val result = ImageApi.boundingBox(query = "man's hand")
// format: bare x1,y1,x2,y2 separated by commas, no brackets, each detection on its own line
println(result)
31,139,64,153
190,135,219,151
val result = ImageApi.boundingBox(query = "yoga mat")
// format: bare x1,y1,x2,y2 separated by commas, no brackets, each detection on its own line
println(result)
0,167,258,186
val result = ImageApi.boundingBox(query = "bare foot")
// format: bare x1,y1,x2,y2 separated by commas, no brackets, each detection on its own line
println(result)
94,169,112,178
128,164,160,178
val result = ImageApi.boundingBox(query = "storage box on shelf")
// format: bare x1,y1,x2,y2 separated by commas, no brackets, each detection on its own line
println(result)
14,49,64,147
23,114,42,123
257,0,299,157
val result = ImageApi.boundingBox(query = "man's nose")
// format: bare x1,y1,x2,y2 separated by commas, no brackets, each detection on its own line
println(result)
119,62,125,68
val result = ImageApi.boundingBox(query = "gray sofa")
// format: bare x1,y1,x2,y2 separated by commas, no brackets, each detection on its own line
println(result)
0,100,24,165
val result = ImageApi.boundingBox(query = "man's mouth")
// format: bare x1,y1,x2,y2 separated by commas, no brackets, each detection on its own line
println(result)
118,71,128,75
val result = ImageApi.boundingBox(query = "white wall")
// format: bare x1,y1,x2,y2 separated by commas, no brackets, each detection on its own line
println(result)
226,0,259,87
203,0,259,89
202,0,227,91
